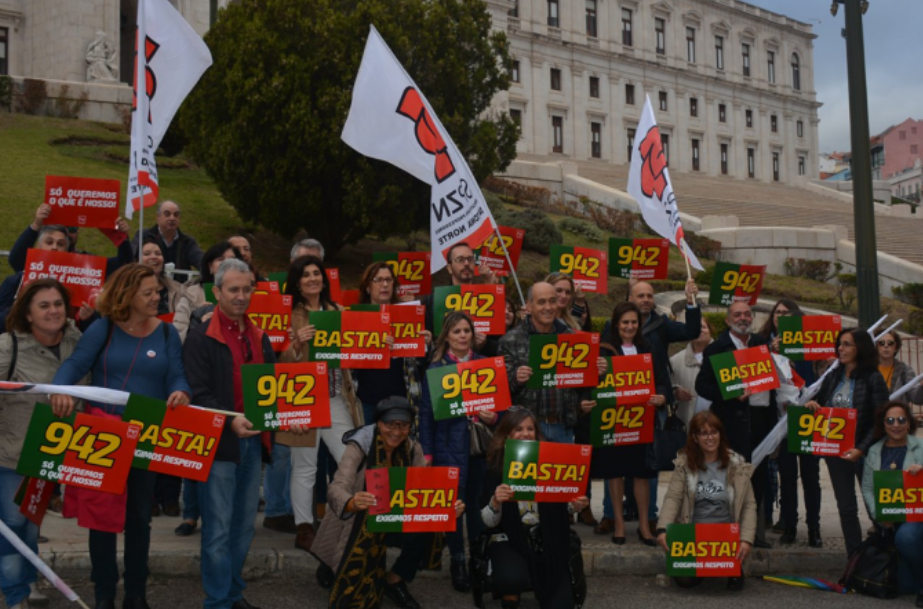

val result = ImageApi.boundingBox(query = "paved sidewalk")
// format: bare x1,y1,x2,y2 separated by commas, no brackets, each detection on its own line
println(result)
32,461,870,579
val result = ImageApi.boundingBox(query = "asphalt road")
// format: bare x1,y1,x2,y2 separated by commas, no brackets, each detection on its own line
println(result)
7,572,920,609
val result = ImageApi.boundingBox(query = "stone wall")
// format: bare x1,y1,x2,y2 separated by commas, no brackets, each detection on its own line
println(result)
9,76,130,124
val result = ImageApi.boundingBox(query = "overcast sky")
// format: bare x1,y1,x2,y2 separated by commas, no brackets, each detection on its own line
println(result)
744,0,923,153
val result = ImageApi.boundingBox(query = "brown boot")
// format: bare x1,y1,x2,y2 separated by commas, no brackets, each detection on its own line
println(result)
578,507,598,527
295,523,316,553
593,517,614,535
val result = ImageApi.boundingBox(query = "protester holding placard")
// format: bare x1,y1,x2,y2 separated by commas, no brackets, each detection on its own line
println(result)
478,408,587,608
695,301,778,549
139,238,187,316
50,263,190,609
313,397,461,609
0,278,82,609
805,327,890,556
130,201,204,284
669,318,713,427
173,241,244,341
656,412,755,591
545,272,581,331
182,258,281,609
877,331,923,405
419,311,496,594
0,224,72,332
278,255,363,553
861,401,923,605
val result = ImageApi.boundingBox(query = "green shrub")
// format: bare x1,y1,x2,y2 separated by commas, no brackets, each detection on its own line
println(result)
836,273,857,309
784,258,839,283
703,312,728,336
892,283,923,309
695,266,714,289
505,208,562,254
484,191,510,226
558,217,606,243
590,316,608,335
17,78,47,115
685,231,722,261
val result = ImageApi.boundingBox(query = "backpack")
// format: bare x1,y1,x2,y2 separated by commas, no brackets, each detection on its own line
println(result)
840,532,900,599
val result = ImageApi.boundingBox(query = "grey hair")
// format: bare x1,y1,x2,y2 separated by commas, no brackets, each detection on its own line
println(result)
38,224,69,244
215,258,252,287
290,238,324,261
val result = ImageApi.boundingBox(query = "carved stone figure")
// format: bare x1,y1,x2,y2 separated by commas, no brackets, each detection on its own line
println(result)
86,31,119,82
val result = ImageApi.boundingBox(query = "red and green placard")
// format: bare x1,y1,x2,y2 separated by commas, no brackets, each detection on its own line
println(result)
24,249,107,307
426,356,512,420
549,245,607,294
340,289,361,308
122,394,225,482
874,470,923,522
666,523,741,577
44,175,121,229
365,466,460,533
308,310,390,369
708,261,766,306
778,315,842,361
241,362,331,431
16,403,139,495
608,238,670,280
267,271,288,293
327,268,343,303
350,304,426,358
433,284,506,335
476,226,525,277
13,477,54,527
590,354,656,447
709,345,780,400
502,440,592,502
246,293,292,352
373,251,432,298
787,405,857,457
594,354,655,405
526,332,600,389
255,281,280,295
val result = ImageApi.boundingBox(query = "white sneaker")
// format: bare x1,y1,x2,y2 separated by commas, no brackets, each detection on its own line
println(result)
29,582,49,606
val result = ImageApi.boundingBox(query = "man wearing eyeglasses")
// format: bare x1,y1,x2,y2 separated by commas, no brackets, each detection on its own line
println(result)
695,301,778,549
131,200,204,283
184,258,291,609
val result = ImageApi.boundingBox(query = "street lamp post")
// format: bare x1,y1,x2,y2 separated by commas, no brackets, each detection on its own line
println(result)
835,0,880,327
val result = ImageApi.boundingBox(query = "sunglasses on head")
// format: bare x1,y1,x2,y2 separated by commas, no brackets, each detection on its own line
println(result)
886,416,908,426
878,340,896,347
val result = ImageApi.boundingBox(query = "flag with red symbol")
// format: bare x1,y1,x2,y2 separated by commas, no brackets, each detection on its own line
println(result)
341,26,497,273
127,0,212,217
626,96,703,270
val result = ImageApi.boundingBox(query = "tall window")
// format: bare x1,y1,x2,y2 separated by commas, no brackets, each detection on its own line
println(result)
912,144,920,155
552,116,564,153
742,43,751,77
510,109,522,128
627,127,636,158
548,0,559,27
773,152,780,181
550,68,562,91
797,120,804,137
798,156,806,176
0,27,7,76
690,97,698,117
659,91,668,112
622,9,633,46
511,60,520,83
591,122,602,158
686,27,696,63
746,109,753,128
625,83,635,105
747,148,755,178
589,76,600,98
791,53,801,91
771,114,778,133
692,139,700,171
586,0,598,38
718,104,726,123
655,18,665,55
508,1,519,17
661,134,670,166
715,36,724,70
721,143,729,175
767,51,776,83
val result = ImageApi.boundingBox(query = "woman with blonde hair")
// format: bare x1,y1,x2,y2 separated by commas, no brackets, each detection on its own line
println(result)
544,272,581,331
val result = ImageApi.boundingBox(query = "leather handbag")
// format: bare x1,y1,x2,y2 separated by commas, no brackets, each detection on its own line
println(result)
469,419,494,458
648,405,687,471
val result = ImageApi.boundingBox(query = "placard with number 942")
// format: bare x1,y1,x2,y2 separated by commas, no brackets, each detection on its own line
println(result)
608,238,670,280
242,363,331,431
708,261,766,306
16,403,139,495
550,245,608,294
427,357,512,420
527,332,600,389
787,405,856,456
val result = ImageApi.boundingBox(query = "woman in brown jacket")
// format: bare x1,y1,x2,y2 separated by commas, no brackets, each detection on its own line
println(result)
277,255,363,552
656,411,756,591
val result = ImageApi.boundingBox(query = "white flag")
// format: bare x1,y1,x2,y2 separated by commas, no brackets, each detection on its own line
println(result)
342,26,497,273
627,96,703,270
127,0,212,218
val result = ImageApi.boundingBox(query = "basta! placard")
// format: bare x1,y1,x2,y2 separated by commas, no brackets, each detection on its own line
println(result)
709,345,780,400
502,440,591,502
44,175,121,229
246,292,292,352
426,356,512,420
365,466,460,533
666,523,741,578
241,362,331,431
874,470,923,523
309,310,391,369
778,315,842,361
550,245,608,294
526,332,600,389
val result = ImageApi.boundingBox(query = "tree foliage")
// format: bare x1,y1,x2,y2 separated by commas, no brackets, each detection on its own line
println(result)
180,0,518,255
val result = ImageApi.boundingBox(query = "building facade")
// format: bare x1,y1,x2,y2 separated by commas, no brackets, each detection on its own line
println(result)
871,118,923,182
487,0,821,186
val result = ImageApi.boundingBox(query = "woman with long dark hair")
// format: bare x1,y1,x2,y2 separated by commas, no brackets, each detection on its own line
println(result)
805,328,890,556
173,241,243,340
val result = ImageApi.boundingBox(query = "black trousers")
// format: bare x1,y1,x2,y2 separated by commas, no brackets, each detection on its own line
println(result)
89,469,156,601
487,541,575,608
825,457,864,556
384,532,431,584
778,443,821,529
153,473,182,507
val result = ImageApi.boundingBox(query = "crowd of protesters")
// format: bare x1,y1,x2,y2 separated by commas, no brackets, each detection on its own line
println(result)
0,201,921,609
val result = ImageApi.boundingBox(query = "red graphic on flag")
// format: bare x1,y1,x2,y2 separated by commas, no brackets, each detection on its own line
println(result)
639,126,667,200
132,35,160,123
396,87,456,183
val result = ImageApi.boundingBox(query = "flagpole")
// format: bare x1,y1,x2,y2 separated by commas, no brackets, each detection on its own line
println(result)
138,187,145,263
491,225,526,308
680,239,693,280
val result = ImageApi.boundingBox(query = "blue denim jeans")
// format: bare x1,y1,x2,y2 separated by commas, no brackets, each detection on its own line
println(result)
262,443,292,518
0,467,37,608
199,437,262,609
182,480,199,522
895,522,923,595
539,422,574,444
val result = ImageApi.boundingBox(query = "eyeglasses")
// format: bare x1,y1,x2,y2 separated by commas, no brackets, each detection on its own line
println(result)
696,430,719,438
371,277,394,285
382,421,411,431
886,416,908,426
878,340,896,347
452,256,476,265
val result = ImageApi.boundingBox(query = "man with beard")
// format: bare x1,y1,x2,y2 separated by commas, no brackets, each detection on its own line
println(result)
695,301,776,548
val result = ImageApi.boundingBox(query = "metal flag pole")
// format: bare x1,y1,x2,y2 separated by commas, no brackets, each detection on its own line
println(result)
490,225,526,308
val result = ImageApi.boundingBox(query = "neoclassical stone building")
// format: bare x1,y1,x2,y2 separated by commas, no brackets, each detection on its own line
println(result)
486,0,821,185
